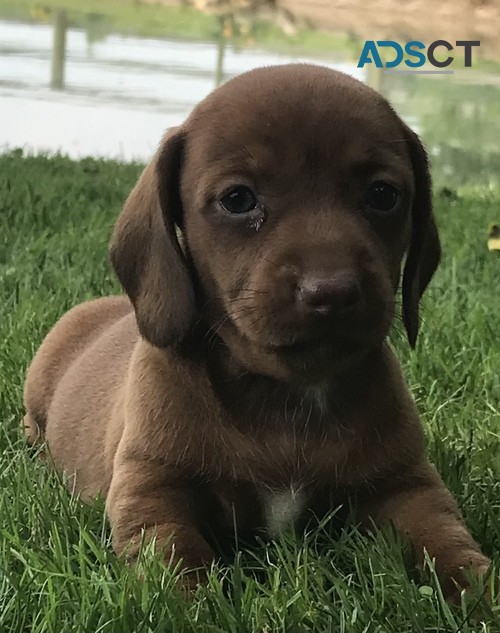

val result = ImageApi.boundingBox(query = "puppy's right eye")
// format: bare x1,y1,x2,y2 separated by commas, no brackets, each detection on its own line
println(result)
365,181,400,212
220,186,258,215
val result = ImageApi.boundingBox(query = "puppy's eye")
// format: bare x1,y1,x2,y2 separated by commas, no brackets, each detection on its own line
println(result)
220,186,258,215
365,181,400,211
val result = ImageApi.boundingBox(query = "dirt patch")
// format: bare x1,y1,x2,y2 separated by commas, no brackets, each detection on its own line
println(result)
141,0,500,59
279,0,500,59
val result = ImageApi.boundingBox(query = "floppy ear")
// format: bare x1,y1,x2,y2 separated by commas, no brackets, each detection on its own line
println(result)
402,127,441,348
109,127,195,348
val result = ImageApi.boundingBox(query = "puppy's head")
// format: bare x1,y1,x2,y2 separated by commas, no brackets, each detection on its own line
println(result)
110,64,440,381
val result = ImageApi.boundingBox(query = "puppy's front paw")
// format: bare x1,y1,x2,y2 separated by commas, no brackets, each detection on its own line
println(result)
440,554,492,604
162,541,214,596
116,524,215,588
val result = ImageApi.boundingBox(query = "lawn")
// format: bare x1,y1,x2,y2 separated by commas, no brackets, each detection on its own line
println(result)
0,149,499,632
0,0,358,57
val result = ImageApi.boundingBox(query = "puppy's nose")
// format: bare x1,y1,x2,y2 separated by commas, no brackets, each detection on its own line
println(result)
297,272,361,315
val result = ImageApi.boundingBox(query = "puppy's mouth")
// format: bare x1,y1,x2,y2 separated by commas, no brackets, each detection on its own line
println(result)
227,312,372,359
221,300,392,365
269,330,369,359
212,302,390,380
269,330,333,352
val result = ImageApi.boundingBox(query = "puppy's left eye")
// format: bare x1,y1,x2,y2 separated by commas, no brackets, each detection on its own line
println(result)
220,186,258,215
365,181,400,211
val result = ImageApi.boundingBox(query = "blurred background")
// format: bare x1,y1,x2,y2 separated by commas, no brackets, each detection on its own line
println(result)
1,0,500,188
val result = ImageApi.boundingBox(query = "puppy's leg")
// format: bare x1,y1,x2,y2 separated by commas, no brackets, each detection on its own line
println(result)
106,459,214,585
360,462,490,598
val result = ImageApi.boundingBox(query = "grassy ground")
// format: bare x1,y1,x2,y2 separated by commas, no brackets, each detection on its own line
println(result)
0,149,499,631
0,0,357,56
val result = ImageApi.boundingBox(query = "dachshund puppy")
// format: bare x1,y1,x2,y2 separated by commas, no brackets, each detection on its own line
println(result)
24,63,489,595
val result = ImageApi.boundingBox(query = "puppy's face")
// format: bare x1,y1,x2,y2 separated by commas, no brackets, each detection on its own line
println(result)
110,64,440,381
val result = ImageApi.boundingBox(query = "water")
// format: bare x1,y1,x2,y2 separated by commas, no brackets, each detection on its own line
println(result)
2,19,500,186
0,20,362,161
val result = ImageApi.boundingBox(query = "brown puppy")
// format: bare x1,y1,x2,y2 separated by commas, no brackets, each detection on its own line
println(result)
24,64,489,594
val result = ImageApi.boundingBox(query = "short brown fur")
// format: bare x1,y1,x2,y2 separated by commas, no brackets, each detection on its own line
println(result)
24,64,489,596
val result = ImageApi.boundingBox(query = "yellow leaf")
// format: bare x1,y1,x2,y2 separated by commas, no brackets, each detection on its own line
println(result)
488,224,500,251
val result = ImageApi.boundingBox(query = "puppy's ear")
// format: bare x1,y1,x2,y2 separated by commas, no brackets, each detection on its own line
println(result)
402,127,441,348
109,127,195,347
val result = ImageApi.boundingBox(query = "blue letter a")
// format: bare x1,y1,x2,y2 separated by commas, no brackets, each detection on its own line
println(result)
357,41,383,68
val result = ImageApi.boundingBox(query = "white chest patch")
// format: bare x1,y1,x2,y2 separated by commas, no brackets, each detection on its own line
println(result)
304,382,329,415
261,487,307,538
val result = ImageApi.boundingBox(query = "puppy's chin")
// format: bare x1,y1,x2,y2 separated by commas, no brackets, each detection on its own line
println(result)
217,322,385,384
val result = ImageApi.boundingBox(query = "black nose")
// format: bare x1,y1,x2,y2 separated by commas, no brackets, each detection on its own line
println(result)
297,271,362,315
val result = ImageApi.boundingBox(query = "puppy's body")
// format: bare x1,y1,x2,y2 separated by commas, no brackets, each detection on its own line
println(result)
25,297,134,494
26,295,427,547
24,64,489,591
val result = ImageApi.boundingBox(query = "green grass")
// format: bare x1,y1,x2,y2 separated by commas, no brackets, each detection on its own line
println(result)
0,0,358,57
0,0,220,41
1,149,499,631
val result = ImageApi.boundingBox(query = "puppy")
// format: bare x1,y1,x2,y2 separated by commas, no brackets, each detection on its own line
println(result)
24,63,489,595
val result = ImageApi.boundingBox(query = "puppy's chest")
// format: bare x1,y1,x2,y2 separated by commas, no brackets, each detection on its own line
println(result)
258,486,308,538
214,391,357,502
203,386,365,536
211,478,312,539
222,389,356,486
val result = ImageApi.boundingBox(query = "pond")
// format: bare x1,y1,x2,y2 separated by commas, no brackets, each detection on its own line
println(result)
2,18,500,187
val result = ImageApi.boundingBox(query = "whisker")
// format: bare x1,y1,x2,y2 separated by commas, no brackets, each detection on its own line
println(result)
258,255,296,276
